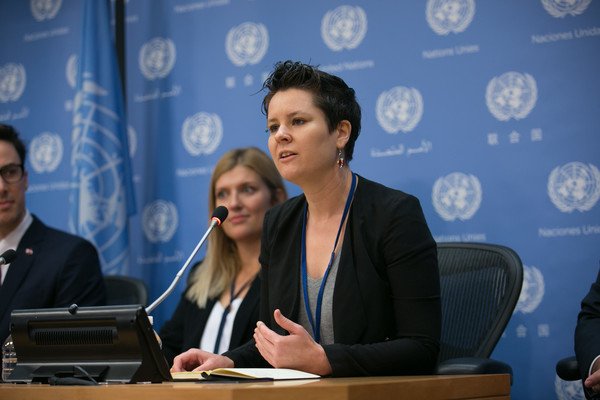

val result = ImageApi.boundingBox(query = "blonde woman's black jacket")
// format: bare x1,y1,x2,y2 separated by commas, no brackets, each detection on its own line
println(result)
159,264,260,366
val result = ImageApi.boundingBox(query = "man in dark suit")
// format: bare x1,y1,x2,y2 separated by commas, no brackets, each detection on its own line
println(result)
0,124,106,342
576,269,600,399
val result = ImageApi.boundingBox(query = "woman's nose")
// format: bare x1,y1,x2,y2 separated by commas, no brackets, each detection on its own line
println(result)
273,124,291,142
226,191,242,209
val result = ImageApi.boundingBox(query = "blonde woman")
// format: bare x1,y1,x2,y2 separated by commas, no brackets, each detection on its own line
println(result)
160,147,286,365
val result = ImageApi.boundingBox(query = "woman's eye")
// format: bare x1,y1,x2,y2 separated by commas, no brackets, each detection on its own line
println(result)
216,190,227,199
267,125,279,134
242,185,256,194
292,118,305,126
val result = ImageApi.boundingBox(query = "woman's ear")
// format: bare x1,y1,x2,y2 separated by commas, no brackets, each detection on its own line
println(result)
336,120,351,148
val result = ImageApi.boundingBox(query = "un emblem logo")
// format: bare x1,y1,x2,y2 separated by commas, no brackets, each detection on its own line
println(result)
542,0,591,18
139,37,177,80
548,162,600,213
486,71,538,121
426,0,475,35
142,200,179,243
70,77,132,274
225,22,269,66
432,172,482,221
29,132,63,173
181,112,223,156
515,265,545,314
555,375,585,400
0,63,27,103
321,5,368,51
376,86,424,134
30,0,62,21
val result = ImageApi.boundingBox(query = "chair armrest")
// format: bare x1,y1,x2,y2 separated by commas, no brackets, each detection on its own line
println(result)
556,356,581,381
436,357,513,384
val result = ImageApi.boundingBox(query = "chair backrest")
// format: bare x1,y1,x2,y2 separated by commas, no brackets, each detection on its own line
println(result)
104,275,149,306
437,242,523,363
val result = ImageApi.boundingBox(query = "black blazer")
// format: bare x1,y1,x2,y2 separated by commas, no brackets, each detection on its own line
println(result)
576,269,600,379
159,265,260,366
226,176,441,377
0,215,106,342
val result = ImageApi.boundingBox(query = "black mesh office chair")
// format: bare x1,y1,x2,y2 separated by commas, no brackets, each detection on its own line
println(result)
104,275,149,306
435,242,523,381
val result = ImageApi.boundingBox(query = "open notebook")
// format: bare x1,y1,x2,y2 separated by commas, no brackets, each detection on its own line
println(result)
171,368,320,381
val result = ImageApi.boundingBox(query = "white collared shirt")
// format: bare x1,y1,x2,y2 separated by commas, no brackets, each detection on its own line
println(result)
0,210,33,284
200,297,243,355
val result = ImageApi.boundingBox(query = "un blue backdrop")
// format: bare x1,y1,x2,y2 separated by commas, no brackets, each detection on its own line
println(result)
1,1,599,398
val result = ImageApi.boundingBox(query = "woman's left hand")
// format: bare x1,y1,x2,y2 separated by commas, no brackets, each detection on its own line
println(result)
253,309,332,376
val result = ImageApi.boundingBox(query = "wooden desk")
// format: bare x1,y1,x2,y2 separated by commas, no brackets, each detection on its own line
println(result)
0,374,510,400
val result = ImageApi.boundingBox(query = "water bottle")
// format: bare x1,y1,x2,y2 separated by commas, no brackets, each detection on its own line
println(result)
1,335,16,382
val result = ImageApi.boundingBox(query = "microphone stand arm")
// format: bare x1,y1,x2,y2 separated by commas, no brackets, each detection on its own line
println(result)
145,219,218,314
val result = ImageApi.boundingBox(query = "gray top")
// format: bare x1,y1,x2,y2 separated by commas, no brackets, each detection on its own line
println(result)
298,251,340,345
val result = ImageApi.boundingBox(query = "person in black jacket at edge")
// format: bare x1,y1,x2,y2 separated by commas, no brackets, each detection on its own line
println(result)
576,268,600,399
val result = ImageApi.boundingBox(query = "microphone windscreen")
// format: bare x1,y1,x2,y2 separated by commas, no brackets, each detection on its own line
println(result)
0,248,17,264
211,206,229,225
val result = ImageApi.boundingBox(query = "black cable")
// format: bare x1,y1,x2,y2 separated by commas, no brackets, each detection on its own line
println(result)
47,365,99,386
74,365,99,385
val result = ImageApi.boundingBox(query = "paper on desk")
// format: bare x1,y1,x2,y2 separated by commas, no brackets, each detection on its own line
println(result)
171,368,320,381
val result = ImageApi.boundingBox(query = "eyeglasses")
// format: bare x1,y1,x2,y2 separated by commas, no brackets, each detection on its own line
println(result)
0,164,24,183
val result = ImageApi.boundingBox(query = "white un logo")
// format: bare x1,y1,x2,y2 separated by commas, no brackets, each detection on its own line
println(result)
548,162,600,213
426,0,475,35
376,86,424,134
0,63,27,103
142,200,179,243
29,132,63,173
321,5,368,52
70,77,131,273
225,22,269,67
486,71,538,121
432,172,482,221
30,0,62,21
542,0,591,18
139,37,177,80
181,112,223,156
515,265,545,314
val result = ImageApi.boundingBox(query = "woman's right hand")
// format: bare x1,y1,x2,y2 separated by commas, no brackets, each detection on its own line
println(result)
170,348,234,372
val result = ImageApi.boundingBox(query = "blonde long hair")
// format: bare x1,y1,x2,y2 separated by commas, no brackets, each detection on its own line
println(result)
185,147,287,307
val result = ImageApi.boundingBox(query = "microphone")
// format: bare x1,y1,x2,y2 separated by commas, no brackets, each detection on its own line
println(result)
145,206,228,314
0,249,17,265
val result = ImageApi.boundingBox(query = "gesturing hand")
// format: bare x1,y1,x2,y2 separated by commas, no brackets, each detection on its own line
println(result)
253,309,332,376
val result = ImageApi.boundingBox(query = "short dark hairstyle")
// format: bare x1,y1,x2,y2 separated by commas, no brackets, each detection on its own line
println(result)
261,60,361,163
0,124,27,165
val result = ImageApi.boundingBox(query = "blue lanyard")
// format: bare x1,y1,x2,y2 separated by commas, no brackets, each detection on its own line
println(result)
301,173,356,343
